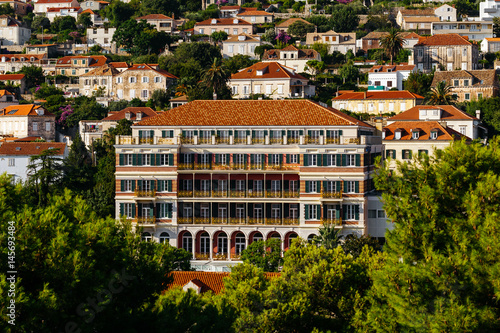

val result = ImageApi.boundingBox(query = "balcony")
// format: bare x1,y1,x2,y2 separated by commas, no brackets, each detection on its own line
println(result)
213,217,228,224
230,190,246,198
266,191,281,198
178,217,193,224
134,190,156,197
265,164,285,171
322,191,343,199
194,163,211,170
306,136,320,145
139,138,153,144
212,191,228,198
231,163,246,170
249,163,264,170
248,191,265,198
283,191,299,198
326,137,340,144
198,137,211,144
216,137,230,144
181,137,194,144
234,138,246,144
195,253,210,260
270,137,282,145
178,163,194,170
194,190,211,197
194,217,211,224
212,164,231,170
178,190,193,197
229,217,247,224
283,218,299,225
136,216,156,224
288,137,300,144
252,137,265,144
322,218,343,226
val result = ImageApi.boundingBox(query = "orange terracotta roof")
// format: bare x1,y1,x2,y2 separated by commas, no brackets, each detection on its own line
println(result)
368,64,415,73
196,18,252,26
403,16,440,23
0,89,14,96
0,142,66,156
225,33,260,42
102,107,157,121
136,100,374,127
237,10,273,16
403,32,420,39
56,55,108,67
166,271,281,294
220,5,240,10
36,0,74,3
383,121,465,141
123,63,178,79
333,91,424,100
136,14,173,20
0,74,24,81
0,104,53,116
27,44,57,47
276,18,313,28
14,136,43,142
109,62,129,68
388,105,476,121
416,34,471,46
47,7,80,12
231,61,306,80
80,8,95,14
485,38,500,41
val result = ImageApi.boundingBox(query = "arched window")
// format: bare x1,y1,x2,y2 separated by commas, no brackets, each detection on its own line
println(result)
307,234,316,243
217,232,228,255
159,232,169,244
235,232,245,254
200,232,210,254
252,232,263,243
141,232,152,242
288,233,298,248
182,232,192,253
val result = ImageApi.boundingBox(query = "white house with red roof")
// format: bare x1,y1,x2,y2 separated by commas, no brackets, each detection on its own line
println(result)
0,104,56,140
367,64,416,91
262,45,321,74
229,61,315,99
222,33,262,59
136,14,176,34
236,10,274,24
80,0,109,11
0,54,48,74
0,73,26,92
34,0,80,15
194,18,253,36
46,6,82,22
0,15,30,45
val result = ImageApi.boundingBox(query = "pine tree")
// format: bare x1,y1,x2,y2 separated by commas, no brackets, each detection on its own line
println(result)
63,133,94,194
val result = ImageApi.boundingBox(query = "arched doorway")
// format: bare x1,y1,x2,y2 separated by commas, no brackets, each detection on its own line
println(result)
159,232,169,244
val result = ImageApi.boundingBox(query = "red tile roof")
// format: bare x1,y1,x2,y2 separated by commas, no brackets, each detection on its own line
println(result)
102,107,157,121
368,64,415,73
109,62,128,68
220,5,241,10
276,18,313,28
80,8,95,14
0,104,53,116
0,74,25,81
388,105,476,121
416,34,471,46
56,55,108,67
231,61,307,80
333,90,424,100
136,100,374,127
0,89,14,96
0,54,46,62
47,6,80,12
0,142,66,156
14,136,43,142
196,18,252,26
36,0,75,3
383,121,465,141
123,63,178,79
237,10,273,16
136,14,173,20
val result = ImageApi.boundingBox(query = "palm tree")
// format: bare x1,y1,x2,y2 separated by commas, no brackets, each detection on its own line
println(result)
202,58,230,100
313,222,343,249
426,81,456,105
379,28,405,65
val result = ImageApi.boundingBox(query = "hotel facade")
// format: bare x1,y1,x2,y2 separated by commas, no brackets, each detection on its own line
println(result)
114,100,386,262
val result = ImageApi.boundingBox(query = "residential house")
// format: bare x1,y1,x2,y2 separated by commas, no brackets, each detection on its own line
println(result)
170,95,188,109
331,90,424,115
0,90,16,108
0,0,29,15
0,104,56,141
46,6,82,22
114,99,386,263
0,142,67,183
0,54,48,74
305,30,356,54
222,33,262,59
431,21,493,42
79,106,157,146
396,5,457,27
109,62,128,72
367,64,416,91
229,61,315,99
86,27,117,53
136,14,177,34
34,0,80,14
79,63,119,97
387,105,485,139
275,18,314,36
482,37,500,53
80,0,109,11
236,10,274,24
0,15,30,46
262,45,321,73
55,55,108,77
220,5,242,18
113,63,178,101
400,16,440,35
359,31,420,53
411,34,479,72
431,70,499,102
26,44,58,57
194,18,253,36
0,73,26,93
479,0,500,21
203,0,244,10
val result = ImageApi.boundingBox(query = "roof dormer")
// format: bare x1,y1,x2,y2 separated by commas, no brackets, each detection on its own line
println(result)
394,128,403,140
419,108,442,120
411,128,421,139
211,19,217,24
238,35,245,41
256,67,267,76
233,18,239,24
36,107,45,116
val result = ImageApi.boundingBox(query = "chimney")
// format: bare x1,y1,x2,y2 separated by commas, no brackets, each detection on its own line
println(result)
125,111,131,120
476,109,481,119
136,112,142,121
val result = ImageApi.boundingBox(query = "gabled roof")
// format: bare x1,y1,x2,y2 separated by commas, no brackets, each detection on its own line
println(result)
276,18,313,28
136,14,173,20
224,33,260,42
81,63,120,77
431,70,498,87
383,121,465,141
0,142,66,156
109,62,129,69
262,47,320,61
195,18,252,26
0,74,25,81
399,8,436,16
368,64,415,73
220,5,241,10
102,107,157,121
136,100,374,127
237,10,273,16
0,104,52,116
403,16,440,23
485,38,500,42
333,90,424,100
47,6,80,12
56,55,108,67
121,63,178,79
0,89,14,97
80,8,95,14
388,105,476,121
231,61,307,80
0,53,45,62
416,33,471,46
0,15,22,27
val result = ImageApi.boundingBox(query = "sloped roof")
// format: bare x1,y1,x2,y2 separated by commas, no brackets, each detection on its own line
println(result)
333,90,424,100
431,70,498,88
47,6,80,12
262,47,319,61
81,63,120,77
276,18,313,28
0,54,46,62
122,63,178,79
383,121,465,141
0,142,66,156
368,64,415,73
403,16,440,23
388,105,476,121
0,104,53,116
195,18,252,26
36,0,75,3
109,62,129,69
399,8,436,16
80,8,95,14
224,33,260,42
136,100,374,127
0,89,14,96
416,33,471,46
231,61,307,80
102,107,157,121
237,10,273,16
136,14,173,20
56,55,108,67
220,5,241,10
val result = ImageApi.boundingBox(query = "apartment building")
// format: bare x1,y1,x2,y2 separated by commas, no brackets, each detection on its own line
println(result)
34,0,79,14
0,0,29,15
114,99,385,259
359,31,420,53
332,91,424,115
136,14,177,34
79,63,119,97
46,6,82,22
0,54,48,74
236,10,274,24
86,27,117,53
222,34,261,59
194,18,253,36
431,21,493,41
55,55,108,77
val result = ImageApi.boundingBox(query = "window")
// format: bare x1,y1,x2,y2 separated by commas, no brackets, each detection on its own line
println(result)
289,204,299,219
368,210,377,218
129,76,136,83
278,85,283,94
122,203,134,218
266,85,272,94
239,45,244,53
233,28,238,34
344,204,358,220
345,154,356,166
102,79,107,85
183,205,193,217
309,181,318,193
430,130,438,140
254,204,263,219
447,48,453,57
45,122,50,131
289,154,298,164
254,180,263,192
402,150,412,160
306,204,320,220
459,126,466,135
8,158,14,166
386,150,396,159
129,90,135,99
387,81,392,87
327,154,336,166
309,154,317,166
142,76,149,83
61,70,65,75
454,80,459,87
159,232,169,244
224,28,229,34
465,93,470,100
345,181,357,193
236,180,245,191
463,48,467,57
154,76,162,83
142,154,151,166
182,233,192,252
122,180,133,192
478,93,483,99
377,210,386,218
228,45,233,53
73,59,78,65
418,150,428,157
289,180,298,192
159,154,171,166
219,204,227,219
231,86,238,94
464,79,469,86
116,77,122,83
141,90,148,99
72,70,76,75
412,131,419,139
271,154,281,165
32,122,38,131
243,85,249,94
199,28,204,34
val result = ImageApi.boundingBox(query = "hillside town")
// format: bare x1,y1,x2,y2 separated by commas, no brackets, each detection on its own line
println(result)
2,0,500,331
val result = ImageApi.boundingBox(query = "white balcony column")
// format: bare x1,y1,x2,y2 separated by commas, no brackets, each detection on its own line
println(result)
283,134,287,145
192,235,196,259
209,236,213,260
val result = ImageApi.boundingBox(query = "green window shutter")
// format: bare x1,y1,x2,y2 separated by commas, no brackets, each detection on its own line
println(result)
279,154,283,164
162,130,166,138
138,180,143,189
168,180,172,192
139,131,143,139
150,130,154,138
269,131,274,138
336,181,341,192
246,130,250,136
252,130,255,138
339,130,343,136
217,130,221,137
326,130,331,138
299,130,304,136
131,181,136,191
195,179,200,189
316,205,321,220
132,154,137,166
156,154,160,165
156,203,161,217
323,154,328,166
317,181,321,192
355,181,359,193
305,181,310,193
303,154,309,166
287,130,291,137
355,205,360,220
409,150,413,159
234,131,238,138
250,154,254,164
215,154,220,164
308,130,311,137
305,204,309,220
284,180,289,191
227,154,231,164
120,203,124,215
138,203,143,216
286,154,290,163
261,154,265,168
182,130,186,137
169,130,174,138
264,130,268,136
120,180,124,191
392,150,396,159
282,130,286,136
157,180,163,192
194,130,198,136
342,205,347,220
169,154,173,165
137,154,142,165
297,154,301,164
168,203,172,218
320,130,324,136
342,154,346,166
131,203,136,217
356,154,361,166
317,154,323,166
119,154,124,166
244,154,248,165
323,180,327,190
335,205,340,219
149,205,154,217
336,154,342,166
150,154,155,165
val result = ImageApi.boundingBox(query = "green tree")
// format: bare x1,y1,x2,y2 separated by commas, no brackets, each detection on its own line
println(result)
494,17,500,37
210,31,228,44
223,54,255,74
253,44,274,60
51,15,76,33
19,65,44,89
32,15,50,32
27,147,63,206
305,59,325,79
64,96,108,128
113,19,170,56
330,6,359,33
426,80,456,105
101,0,135,27
0,3,14,15
342,234,380,259
202,58,230,100
404,71,434,96
148,89,170,109
77,12,93,29
313,222,342,249
379,28,404,65
453,0,476,18
241,239,283,272
359,139,500,332
338,60,360,85
141,0,179,17
287,20,315,39
63,133,94,194
306,15,333,32
457,97,500,136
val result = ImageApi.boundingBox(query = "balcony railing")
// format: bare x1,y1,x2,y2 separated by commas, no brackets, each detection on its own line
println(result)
213,217,228,224
248,191,265,198
283,190,300,198
283,218,299,225
135,190,156,197
252,137,265,144
212,164,231,170
322,191,343,199
216,137,230,144
198,137,211,144
306,136,320,145
230,190,246,198
212,190,228,198
194,217,210,224
249,163,264,170
178,190,193,197
178,217,193,224
136,216,156,224
266,190,281,198
288,137,300,144
180,137,194,144
231,163,246,170
194,190,211,197
270,138,282,144
348,137,360,144
195,253,210,260
234,138,246,144
326,137,340,144
178,189,300,198
176,217,298,225
195,163,211,170
178,163,194,170
322,218,343,226
229,217,247,224
139,138,153,144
